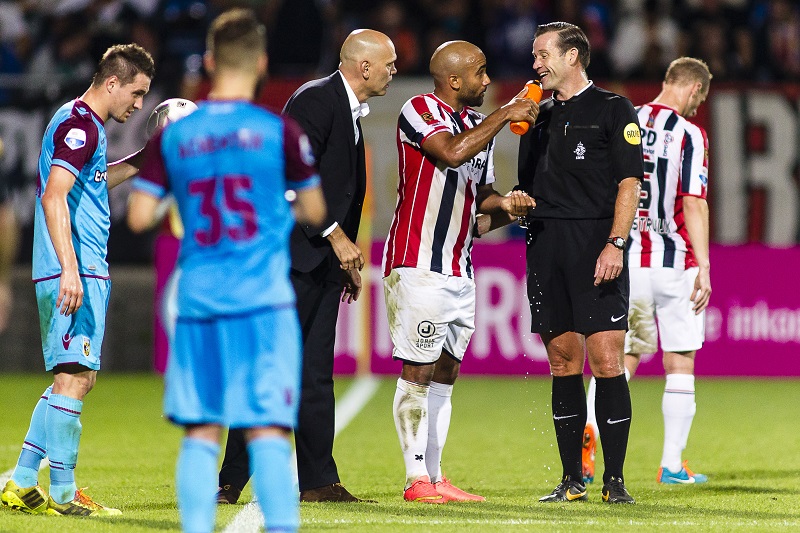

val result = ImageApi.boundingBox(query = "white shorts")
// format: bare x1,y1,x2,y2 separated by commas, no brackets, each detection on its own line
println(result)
383,267,475,364
625,267,705,354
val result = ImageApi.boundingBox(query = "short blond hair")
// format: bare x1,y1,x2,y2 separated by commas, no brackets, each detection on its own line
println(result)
664,57,712,94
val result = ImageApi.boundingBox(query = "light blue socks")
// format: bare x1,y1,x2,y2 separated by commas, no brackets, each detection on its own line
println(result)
176,437,220,533
248,436,298,533
45,393,83,504
11,386,52,488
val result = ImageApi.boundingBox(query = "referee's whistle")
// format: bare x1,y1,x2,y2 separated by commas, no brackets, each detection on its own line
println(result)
510,79,543,135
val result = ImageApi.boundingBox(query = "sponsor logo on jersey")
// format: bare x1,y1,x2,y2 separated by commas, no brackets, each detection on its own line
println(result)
467,154,486,171
417,320,435,338
82,337,91,357
624,123,641,145
633,216,671,234
574,142,586,160
64,128,86,150
93,170,108,182
415,320,436,349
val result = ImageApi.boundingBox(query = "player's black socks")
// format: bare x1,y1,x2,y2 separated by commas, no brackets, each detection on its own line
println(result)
595,374,632,484
551,374,587,482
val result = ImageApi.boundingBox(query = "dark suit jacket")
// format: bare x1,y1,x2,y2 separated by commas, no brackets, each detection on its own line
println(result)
283,72,367,274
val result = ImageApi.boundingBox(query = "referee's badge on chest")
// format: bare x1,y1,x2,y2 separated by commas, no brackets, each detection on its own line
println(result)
574,141,586,160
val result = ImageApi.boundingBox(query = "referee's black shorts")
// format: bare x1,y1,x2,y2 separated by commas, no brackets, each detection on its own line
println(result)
526,217,629,334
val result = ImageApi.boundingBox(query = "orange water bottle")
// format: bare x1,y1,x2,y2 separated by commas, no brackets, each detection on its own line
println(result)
509,79,543,135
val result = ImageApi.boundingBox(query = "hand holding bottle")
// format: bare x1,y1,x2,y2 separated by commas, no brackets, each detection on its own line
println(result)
510,80,543,135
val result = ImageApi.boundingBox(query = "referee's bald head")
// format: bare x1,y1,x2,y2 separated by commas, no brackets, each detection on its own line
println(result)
430,41,484,90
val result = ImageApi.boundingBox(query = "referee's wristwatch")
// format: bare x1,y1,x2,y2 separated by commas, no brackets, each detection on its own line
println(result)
607,236,625,250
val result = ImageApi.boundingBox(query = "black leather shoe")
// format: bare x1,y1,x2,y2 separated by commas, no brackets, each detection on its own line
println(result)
300,483,376,503
216,484,243,504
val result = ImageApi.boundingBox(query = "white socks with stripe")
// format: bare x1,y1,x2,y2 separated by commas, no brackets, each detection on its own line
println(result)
425,382,453,484
661,373,696,472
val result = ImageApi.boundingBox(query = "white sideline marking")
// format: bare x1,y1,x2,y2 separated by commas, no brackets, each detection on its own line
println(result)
222,376,381,533
0,467,13,487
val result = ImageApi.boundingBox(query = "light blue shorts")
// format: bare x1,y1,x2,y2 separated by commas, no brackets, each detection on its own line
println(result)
35,276,110,372
164,306,302,429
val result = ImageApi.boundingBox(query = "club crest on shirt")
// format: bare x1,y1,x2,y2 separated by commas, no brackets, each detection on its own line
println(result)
82,337,91,358
64,128,86,150
420,112,435,124
574,142,586,160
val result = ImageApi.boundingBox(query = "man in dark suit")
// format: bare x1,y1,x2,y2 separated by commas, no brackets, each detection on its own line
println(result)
216,29,396,504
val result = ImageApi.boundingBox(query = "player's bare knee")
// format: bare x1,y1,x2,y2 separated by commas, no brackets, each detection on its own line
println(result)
663,351,695,374
401,361,435,386
186,423,223,442
52,369,96,399
246,426,291,442
432,352,460,384
588,355,625,378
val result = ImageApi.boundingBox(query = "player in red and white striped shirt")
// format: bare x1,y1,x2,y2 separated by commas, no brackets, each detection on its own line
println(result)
384,40,536,503
584,57,712,486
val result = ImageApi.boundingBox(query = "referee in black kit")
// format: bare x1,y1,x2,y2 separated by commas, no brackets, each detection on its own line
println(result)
517,22,643,504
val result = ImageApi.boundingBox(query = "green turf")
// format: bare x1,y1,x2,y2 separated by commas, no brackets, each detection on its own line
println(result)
1,374,799,531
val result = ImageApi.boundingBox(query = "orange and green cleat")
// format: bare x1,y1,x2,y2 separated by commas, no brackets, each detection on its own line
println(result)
46,487,122,517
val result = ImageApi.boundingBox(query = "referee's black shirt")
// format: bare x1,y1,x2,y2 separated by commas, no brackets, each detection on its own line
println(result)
517,83,644,219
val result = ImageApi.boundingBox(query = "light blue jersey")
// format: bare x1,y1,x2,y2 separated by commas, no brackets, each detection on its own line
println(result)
33,99,110,281
137,100,319,319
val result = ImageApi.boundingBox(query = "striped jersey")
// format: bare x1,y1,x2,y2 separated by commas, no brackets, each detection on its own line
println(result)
33,99,110,281
383,93,495,278
628,103,709,270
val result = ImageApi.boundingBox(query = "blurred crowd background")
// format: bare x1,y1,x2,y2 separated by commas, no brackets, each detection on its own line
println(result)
0,0,798,109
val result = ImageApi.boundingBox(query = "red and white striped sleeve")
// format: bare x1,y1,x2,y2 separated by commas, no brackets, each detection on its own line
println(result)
679,122,708,199
397,94,450,148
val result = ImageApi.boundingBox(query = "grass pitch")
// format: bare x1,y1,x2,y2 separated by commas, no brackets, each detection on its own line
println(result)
1,373,798,532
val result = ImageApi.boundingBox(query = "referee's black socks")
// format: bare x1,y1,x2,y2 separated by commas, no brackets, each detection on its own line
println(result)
595,373,632,484
551,374,586,481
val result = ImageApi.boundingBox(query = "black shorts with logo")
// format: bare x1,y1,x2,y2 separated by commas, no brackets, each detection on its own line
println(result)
526,217,628,334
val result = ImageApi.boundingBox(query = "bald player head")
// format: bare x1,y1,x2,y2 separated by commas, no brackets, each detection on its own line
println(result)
339,29,397,102
430,40,490,109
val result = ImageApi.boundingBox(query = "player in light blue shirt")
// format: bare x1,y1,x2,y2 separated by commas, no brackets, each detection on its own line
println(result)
131,9,325,533
1,44,154,517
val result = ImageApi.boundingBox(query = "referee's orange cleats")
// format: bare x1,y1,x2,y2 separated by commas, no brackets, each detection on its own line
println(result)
434,476,485,502
403,476,444,504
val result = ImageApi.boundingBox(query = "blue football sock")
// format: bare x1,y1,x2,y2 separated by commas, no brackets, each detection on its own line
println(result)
248,436,298,532
11,386,52,488
177,437,220,533
45,393,82,504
